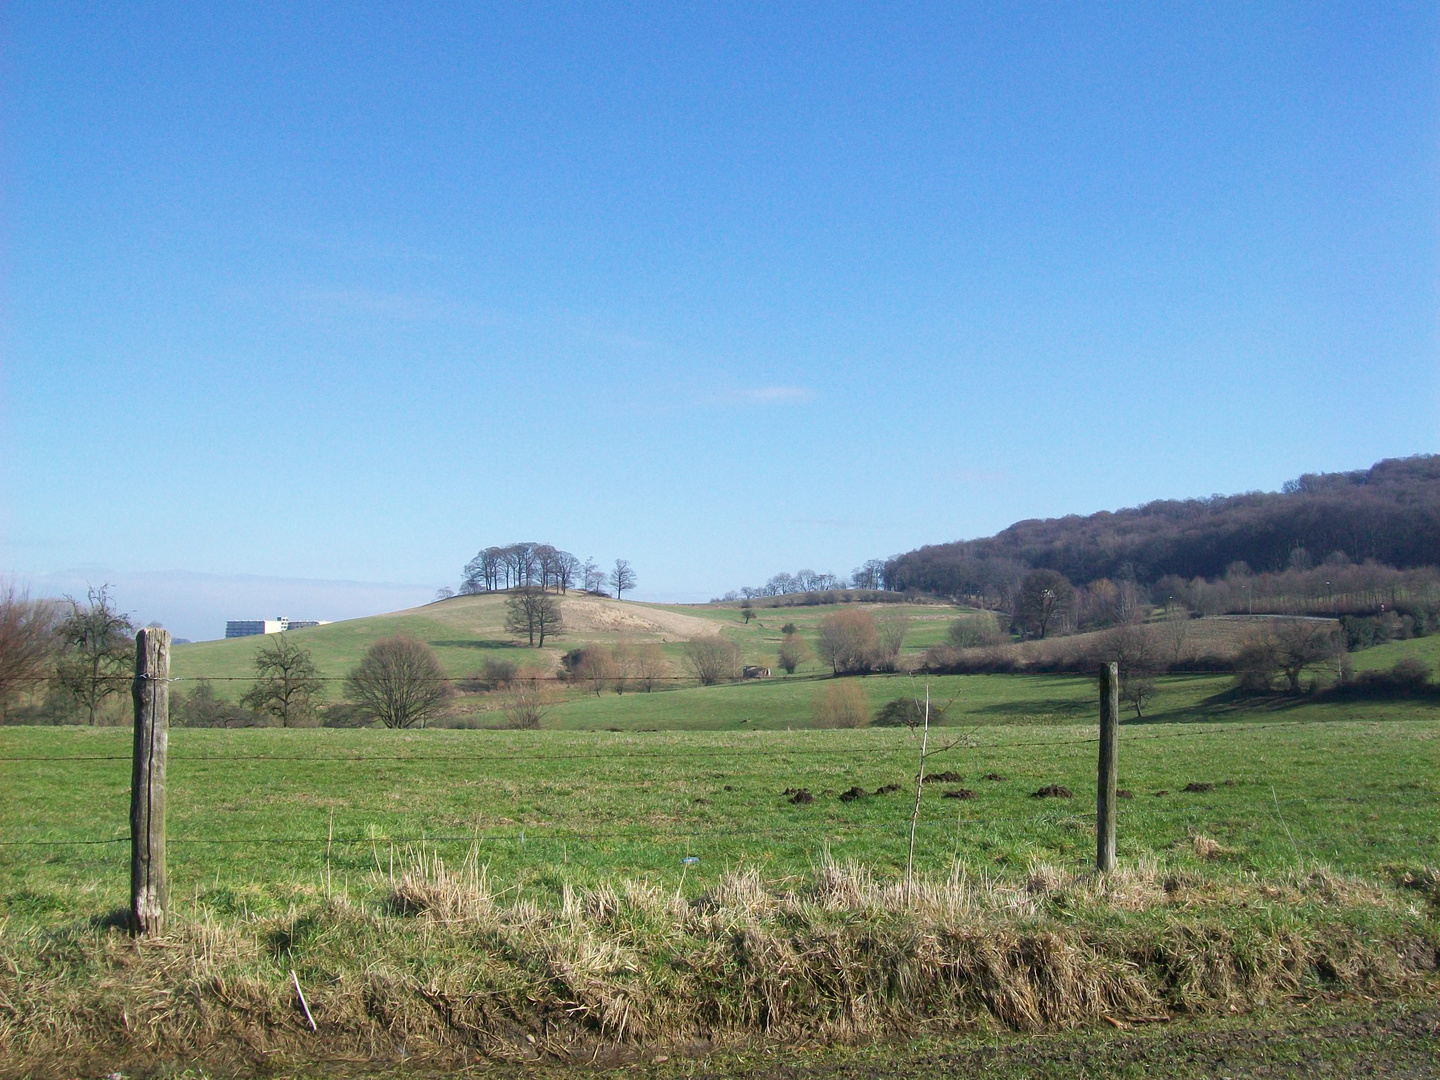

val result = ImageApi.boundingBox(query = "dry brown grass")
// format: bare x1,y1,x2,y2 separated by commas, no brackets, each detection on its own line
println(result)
1,852,1435,1075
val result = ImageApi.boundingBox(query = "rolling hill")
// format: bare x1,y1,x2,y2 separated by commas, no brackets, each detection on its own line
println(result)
171,591,960,693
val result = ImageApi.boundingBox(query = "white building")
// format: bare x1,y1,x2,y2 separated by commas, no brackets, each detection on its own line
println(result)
224,617,331,638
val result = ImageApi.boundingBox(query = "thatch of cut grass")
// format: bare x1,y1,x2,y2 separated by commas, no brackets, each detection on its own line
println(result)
1,851,1436,1075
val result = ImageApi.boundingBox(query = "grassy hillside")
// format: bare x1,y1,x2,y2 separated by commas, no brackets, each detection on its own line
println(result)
172,593,960,696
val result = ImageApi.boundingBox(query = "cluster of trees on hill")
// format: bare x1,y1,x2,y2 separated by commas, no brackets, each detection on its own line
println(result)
717,559,890,601
456,543,635,599
884,456,1440,600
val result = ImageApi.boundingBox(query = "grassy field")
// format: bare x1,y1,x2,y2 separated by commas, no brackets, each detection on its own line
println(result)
4,684,1436,924
7,605,1439,1074
3,668,1437,1074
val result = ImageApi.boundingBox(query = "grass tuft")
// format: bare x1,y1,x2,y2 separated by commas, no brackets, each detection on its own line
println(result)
2,850,1435,1074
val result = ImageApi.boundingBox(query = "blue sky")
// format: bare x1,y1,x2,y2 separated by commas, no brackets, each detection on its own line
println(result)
3,3,1437,639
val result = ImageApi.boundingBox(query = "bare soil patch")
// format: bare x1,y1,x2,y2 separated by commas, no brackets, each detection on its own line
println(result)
921,771,963,784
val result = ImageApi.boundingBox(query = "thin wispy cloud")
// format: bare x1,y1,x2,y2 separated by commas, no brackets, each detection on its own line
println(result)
300,285,451,322
707,385,816,407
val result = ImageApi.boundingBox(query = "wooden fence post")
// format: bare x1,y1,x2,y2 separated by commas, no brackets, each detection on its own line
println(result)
1097,661,1119,873
131,627,170,935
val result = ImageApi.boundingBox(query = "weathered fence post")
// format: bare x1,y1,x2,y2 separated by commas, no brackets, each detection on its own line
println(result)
1097,661,1119,873
131,627,170,934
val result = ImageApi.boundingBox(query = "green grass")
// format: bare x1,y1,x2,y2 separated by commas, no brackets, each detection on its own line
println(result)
1350,632,1440,672
3,682,1436,929
4,670,1437,1073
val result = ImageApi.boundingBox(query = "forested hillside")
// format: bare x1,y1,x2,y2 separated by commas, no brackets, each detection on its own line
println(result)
886,455,1440,598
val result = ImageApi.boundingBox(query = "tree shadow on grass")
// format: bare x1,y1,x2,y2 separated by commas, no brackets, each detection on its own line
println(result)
1127,687,1333,726
428,639,523,651
965,696,1094,720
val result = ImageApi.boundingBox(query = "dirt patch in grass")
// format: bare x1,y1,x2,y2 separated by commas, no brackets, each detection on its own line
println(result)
922,771,963,784
982,773,1008,782
873,784,903,796
839,787,866,802
1031,785,1074,799
942,789,977,800
1183,782,1215,794
787,789,814,805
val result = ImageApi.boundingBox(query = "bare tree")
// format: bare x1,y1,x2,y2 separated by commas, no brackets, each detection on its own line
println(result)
434,586,455,601
502,669,557,729
572,647,614,697
555,552,582,594
816,609,879,675
0,582,59,720
1274,619,1343,693
346,634,450,729
241,634,324,727
609,559,636,600
1158,605,1191,666
535,545,562,592
632,643,670,691
54,585,135,725
1097,624,1166,719
683,637,741,685
583,557,606,594
610,642,634,694
504,587,564,647
1013,569,1075,639
850,559,887,591
875,613,910,672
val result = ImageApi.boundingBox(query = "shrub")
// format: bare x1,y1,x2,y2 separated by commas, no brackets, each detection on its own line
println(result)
776,633,809,675
1390,657,1432,690
812,680,871,728
873,696,923,728
1329,656,1434,699
175,679,257,728
1233,634,1280,693
780,623,797,636
480,657,517,689
947,613,1004,649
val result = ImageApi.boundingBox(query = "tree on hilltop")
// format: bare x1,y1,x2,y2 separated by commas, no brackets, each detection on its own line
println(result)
610,559,636,600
